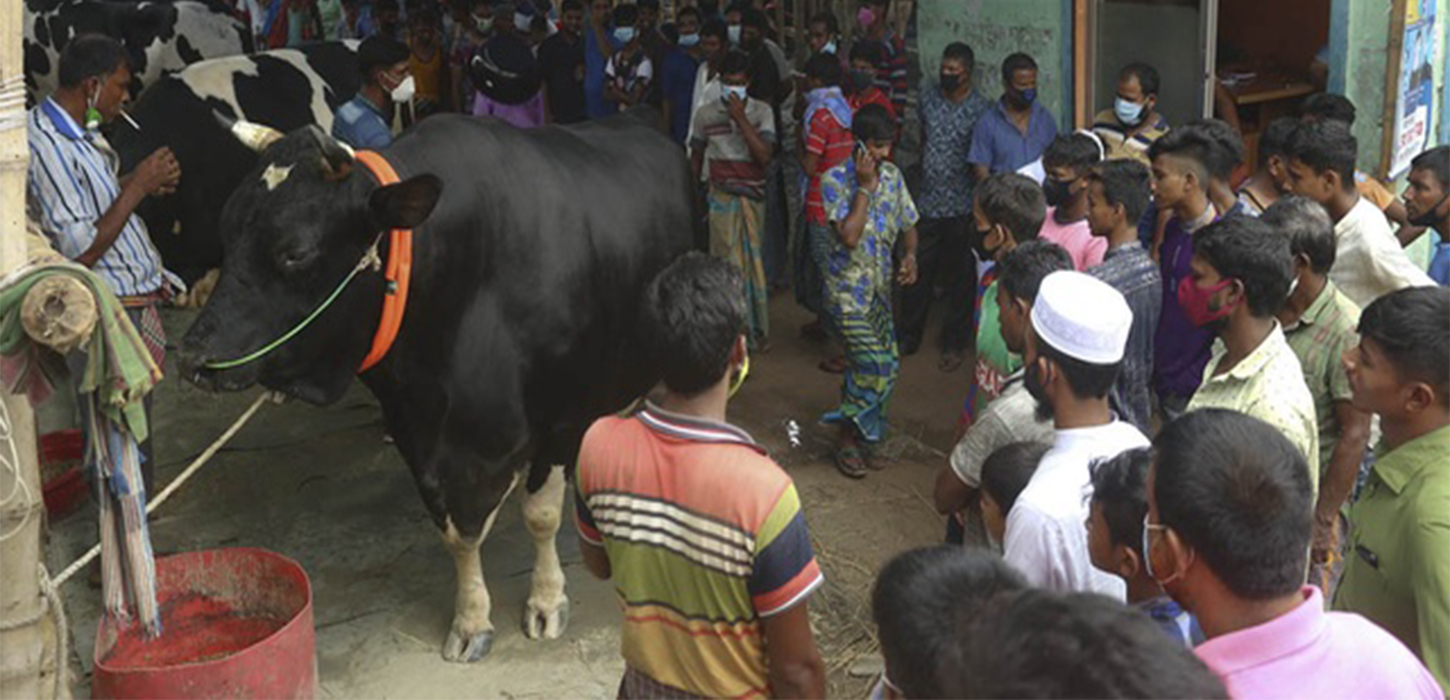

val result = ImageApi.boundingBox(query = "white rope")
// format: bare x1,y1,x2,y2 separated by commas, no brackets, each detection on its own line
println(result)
51,392,270,588
0,394,36,543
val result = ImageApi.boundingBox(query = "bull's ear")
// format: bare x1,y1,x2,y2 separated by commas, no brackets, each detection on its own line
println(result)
369,175,443,230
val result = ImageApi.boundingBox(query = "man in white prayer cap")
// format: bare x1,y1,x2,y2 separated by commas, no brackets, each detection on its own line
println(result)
1002,270,1148,598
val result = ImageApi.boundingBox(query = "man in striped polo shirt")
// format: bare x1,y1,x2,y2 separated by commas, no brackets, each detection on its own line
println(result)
27,34,183,492
576,253,826,699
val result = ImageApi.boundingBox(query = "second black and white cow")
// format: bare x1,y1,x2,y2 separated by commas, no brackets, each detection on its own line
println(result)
110,41,360,288
179,112,696,662
24,0,253,104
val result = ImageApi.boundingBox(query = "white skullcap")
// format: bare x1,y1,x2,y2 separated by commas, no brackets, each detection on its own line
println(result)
1030,271,1133,365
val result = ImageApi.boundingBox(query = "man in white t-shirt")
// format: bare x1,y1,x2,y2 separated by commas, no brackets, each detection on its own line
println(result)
688,18,729,182
1003,271,1148,598
1284,120,1433,308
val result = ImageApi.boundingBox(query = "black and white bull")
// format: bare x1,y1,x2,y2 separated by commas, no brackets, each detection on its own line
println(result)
24,0,253,105
178,113,696,661
110,42,360,290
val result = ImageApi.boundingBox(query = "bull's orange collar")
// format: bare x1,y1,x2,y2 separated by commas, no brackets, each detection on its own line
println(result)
353,150,413,373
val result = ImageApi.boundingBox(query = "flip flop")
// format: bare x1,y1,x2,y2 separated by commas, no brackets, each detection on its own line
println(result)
818,356,849,374
835,445,868,479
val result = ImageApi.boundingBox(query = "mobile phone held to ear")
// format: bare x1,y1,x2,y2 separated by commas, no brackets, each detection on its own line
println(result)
855,140,868,159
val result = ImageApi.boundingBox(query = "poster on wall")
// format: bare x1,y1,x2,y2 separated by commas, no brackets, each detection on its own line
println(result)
1390,0,1436,177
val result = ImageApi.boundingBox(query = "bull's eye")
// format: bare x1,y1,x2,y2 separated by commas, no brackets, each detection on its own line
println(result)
277,249,316,272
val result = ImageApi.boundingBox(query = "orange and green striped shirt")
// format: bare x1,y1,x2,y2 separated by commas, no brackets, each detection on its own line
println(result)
576,402,823,699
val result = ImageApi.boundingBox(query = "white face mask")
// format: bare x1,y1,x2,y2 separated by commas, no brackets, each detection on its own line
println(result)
727,24,741,44
822,40,837,55
389,74,416,103
721,84,748,104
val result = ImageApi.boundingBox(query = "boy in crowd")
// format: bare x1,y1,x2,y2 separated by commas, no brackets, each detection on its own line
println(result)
1039,132,1107,271
854,0,906,122
871,547,1026,699
950,589,1227,699
1335,286,1450,693
1236,117,1298,215
537,0,586,124
818,104,919,478
689,49,775,349
793,52,853,349
1403,146,1450,285
1149,124,1221,418
583,0,618,119
1092,62,1169,165
978,441,1049,547
1085,159,1160,434
1262,197,1370,593
1189,118,1247,218
899,41,990,367
969,53,1057,180
845,41,896,121
1183,216,1319,471
334,35,411,148
1283,120,1433,307
1005,270,1147,596
961,175,1049,431
658,5,703,142
576,253,826,700
934,241,1067,540
1087,448,1202,646
1147,409,1440,699
603,4,652,109
1300,93,1417,238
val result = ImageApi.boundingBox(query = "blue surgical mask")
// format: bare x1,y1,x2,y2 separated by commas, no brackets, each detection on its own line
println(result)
1115,96,1145,126
721,84,748,104
614,26,637,43
822,40,837,55
727,24,741,44
1021,87,1037,104
678,32,700,47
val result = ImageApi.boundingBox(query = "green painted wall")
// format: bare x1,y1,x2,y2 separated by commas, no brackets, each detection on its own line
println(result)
1341,0,1392,175
917,0,1069,129
1340,0,1447,175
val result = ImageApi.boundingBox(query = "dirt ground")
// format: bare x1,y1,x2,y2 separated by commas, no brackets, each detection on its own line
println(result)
46,290,970,698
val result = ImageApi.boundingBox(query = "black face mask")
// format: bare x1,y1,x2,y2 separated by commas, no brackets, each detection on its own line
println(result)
940,72,961,93
1043,177,1080,209
1005,90,1031,111
1408,192,1450,227
1025,361,1054,423
971,225,996,261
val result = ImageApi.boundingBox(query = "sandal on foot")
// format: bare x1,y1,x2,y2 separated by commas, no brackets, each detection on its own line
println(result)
818,356,849,374
835,446,869,479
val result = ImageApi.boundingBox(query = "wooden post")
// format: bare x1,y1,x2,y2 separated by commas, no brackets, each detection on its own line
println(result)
0,0,67,696
1379,0,1409,179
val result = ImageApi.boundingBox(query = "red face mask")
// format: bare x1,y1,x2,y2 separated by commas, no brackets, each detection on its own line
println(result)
1177,276,1236,327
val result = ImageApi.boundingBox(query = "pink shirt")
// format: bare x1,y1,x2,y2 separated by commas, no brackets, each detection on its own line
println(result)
1038,207,1106,271
1195,587,1440,700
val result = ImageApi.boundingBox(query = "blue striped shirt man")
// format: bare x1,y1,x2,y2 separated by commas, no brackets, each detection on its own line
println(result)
27,98,177,297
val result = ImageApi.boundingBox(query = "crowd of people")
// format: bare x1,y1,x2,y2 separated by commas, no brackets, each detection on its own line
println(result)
560,3,1449,700
23,0,1450,697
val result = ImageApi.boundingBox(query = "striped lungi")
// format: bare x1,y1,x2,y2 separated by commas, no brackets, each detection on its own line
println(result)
822,293,899,443
120,295,166,370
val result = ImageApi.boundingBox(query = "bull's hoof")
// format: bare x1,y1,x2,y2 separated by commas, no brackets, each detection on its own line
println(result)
522,593,570,640
442,627,495,663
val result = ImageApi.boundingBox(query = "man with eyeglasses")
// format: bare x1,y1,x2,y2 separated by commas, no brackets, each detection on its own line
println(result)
1144,408,1439,699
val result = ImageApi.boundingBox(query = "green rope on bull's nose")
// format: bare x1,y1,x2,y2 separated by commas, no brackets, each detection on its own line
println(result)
203,241,380,371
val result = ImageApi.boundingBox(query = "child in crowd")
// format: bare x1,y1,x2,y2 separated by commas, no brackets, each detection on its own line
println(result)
1086,448,1203,646
689,49,776,349
819,103,919,478
1039,132,1107,271
407,9,446,115
604,4,653,108
1085,159,1160,434
845,42,896,122
961,173,1047,427
794,52,853,362
978,441,1049,546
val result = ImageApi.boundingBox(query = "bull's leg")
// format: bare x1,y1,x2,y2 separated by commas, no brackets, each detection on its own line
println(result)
522,464,570,640
440,471,519,663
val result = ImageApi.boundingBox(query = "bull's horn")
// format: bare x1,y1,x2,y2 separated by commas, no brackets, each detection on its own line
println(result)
213,111,284,153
